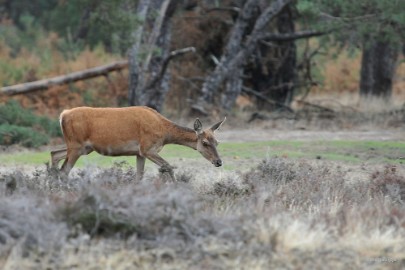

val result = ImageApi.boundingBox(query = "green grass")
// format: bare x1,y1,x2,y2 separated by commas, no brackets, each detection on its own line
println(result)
0,140,404,168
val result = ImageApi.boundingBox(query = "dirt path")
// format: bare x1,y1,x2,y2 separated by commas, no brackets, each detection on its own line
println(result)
218,129,405,142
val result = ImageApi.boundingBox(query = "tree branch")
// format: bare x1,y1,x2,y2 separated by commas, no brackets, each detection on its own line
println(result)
251,0,292,33
294,100,335,113
146,47,196,90
1,61,128,96
242,86,294,113
319,12,377,22
204,7,240,14
260,29,332,42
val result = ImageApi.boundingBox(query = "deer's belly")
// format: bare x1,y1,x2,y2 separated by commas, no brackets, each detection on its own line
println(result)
93,140,141,156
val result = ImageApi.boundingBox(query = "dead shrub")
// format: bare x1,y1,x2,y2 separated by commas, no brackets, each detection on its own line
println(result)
211,177,251,198
175,170,194,183
59,191,140,238
0,194,67,257
255,157,297,183
370,165,405,203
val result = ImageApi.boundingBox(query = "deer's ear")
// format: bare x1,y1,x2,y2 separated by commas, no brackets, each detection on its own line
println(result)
210,117,226,132
194,118,203,134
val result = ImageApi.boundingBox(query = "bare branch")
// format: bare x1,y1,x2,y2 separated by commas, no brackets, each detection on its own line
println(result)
294,100,335,113
242,86,294,113
260,29,332,42
210,54,220,65
319,12,377,22
251,0,292,33
204,7,240,14
146,47,196,90
1,61,128,96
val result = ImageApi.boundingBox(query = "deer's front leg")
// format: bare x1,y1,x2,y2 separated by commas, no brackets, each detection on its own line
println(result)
144,153,176,181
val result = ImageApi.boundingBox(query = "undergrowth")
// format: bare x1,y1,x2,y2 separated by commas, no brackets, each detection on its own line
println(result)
0,158,404,268
0,24,127,115
370,165,405,203
0,100,61,147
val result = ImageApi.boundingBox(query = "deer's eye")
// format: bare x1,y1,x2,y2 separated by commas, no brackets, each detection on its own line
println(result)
202,141,209,146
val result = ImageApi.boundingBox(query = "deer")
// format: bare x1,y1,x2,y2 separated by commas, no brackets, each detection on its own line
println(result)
50,106,226,181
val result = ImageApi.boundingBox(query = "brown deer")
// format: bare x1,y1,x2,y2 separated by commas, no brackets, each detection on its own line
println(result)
51,106,226,181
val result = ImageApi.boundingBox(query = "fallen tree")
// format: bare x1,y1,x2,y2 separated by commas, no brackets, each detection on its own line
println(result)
0,60,128,96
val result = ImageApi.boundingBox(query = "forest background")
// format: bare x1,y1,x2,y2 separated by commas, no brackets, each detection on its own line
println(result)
1,2,405,268
0,0,405,146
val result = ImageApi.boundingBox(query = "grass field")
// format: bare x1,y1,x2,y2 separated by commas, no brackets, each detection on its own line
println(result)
1,140,404,169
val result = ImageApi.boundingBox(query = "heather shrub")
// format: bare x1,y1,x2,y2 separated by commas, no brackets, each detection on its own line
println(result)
370,165,405,203
255,157,298,183
175,170,194,183
211,178,251,198
0,160,404,269
240,157,314,196
59,191,140,238
207,157,301,199
0,193,67,257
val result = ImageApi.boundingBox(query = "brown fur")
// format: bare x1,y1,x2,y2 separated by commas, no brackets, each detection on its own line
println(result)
51,106,225,181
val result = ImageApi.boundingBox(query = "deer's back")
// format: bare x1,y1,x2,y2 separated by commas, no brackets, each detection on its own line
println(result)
61,106,168,146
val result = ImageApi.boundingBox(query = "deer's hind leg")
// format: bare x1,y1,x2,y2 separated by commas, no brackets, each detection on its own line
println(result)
136,155,146,181
50,147,67,169
60,148,83,176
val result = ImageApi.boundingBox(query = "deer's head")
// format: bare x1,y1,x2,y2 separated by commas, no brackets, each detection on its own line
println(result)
194,117,226,167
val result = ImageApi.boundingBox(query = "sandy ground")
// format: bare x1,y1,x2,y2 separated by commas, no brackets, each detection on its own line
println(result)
216,128,405,182
217,128,405,142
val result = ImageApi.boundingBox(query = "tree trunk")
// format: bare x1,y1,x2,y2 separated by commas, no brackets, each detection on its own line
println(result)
128,0,180,112
253,4,296,110
360,38,399,99
273,4,296,105
140,11,173,110
128,0,150,106
222,69,243,110
198,0,259,106
194,0,291,114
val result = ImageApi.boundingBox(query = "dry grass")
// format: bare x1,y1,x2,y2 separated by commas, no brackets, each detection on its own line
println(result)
0,158,404,269
301,49,405,113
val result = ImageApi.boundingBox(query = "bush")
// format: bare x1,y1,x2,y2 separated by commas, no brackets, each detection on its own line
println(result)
370,165,405,203
0,100,38,126
60,192,140,238
255,157,297,183
0,124,49,147
0,100,61,147
211,177,251,198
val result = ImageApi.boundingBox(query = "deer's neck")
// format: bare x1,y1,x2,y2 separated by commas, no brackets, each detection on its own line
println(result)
165,123,198,150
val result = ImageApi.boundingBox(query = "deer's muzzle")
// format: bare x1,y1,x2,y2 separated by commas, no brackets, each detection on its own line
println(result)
213,159,222,167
